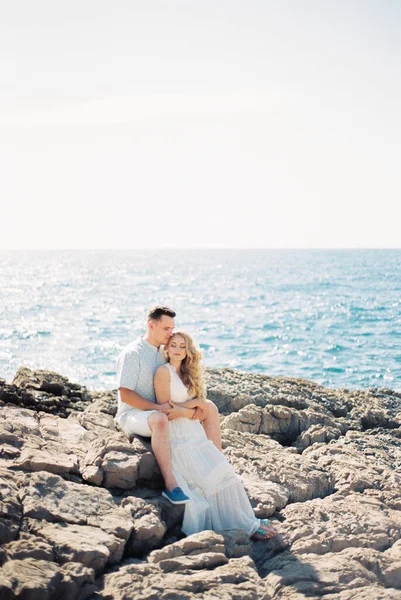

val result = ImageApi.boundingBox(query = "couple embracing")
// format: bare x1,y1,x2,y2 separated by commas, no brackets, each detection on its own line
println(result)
115,306,277,541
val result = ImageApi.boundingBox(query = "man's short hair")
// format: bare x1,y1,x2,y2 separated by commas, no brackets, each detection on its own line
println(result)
147,306,176,322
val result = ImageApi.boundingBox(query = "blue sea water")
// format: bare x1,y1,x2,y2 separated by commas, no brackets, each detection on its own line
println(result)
0,249,400,391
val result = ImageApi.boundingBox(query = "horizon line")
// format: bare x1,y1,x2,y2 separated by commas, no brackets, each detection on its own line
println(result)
1,247,401,252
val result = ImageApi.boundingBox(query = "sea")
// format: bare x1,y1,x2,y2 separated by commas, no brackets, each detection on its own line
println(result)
1,249,400,392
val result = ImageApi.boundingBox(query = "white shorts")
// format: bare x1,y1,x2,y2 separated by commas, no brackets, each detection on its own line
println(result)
117,409,159,437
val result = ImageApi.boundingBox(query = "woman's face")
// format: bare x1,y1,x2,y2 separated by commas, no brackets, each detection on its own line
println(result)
167,335,187,361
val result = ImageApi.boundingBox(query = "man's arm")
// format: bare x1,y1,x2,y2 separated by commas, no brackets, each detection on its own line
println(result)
119,387,169,412
117,350,169,413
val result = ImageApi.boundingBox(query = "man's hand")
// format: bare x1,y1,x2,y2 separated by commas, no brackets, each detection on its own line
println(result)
158,402,172,415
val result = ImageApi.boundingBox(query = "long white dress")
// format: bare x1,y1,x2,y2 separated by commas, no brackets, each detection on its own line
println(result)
165,363,260,537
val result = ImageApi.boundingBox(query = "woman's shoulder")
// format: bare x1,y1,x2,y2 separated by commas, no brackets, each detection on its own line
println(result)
155,364,171,378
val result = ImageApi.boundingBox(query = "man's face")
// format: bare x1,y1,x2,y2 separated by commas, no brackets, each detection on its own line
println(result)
150,315,175,345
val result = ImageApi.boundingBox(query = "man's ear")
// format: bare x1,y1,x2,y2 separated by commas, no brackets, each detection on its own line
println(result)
148,320,154,330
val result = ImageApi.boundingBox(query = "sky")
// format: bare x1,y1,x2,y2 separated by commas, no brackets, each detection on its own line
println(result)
1,0,401,249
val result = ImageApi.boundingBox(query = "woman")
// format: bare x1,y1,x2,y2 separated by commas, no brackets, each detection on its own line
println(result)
154,331,277,541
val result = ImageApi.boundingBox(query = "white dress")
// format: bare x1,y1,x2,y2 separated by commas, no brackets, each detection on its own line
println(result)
165,363,260,537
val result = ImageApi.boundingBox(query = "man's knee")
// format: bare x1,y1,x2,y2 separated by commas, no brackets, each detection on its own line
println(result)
148,411,168,431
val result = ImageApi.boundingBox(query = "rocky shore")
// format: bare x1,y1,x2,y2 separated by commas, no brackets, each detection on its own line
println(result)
0,366,401,599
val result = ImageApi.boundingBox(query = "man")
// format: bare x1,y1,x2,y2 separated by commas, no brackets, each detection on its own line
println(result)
115,305,221,504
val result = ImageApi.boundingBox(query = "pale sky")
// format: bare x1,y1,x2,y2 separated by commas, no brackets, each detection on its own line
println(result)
1,0,401,249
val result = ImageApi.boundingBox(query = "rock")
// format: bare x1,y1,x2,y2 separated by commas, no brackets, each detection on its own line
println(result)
80,465,103,485
158,551,228,573
149,495,185,531
221,529,252,558
7,367,92,416
276,493,401,557
0,468,22,545
0,366,401,598
11,367,92,405
120,496,167,557
205,368,348,417
98,561,159,600
209,368,401,447
0,405,40,440
0,558,62,599
0,401,161,491
325,589,401,600
222,399,348,448
295,424,342,451
17,471,134,571
26,520,125,571
80,430,160,490
77,410,117,432
82,390,117,416
0,558,95,600
148,531,226,564
0,532,54,565
15,443,79,476
221,429,333,516
101,451,141,489
303,428,401,494
57,562,97,600
99,555,261,599
263,546,401,599
1,368,118,420
19,471,131,531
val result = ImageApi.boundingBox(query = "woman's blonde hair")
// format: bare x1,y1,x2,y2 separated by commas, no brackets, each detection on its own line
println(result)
166,331,206,403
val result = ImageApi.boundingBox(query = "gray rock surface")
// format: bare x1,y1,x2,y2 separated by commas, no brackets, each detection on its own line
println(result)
4,367,92,416
0,366,400,598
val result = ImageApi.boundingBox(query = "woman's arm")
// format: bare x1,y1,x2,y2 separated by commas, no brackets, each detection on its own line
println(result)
154,366,172,404
154,366,197,420
178,398,202,409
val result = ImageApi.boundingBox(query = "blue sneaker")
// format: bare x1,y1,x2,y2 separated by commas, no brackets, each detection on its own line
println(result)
162,487,190,505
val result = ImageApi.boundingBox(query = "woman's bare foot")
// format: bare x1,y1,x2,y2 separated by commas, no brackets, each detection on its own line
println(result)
252,521,278,541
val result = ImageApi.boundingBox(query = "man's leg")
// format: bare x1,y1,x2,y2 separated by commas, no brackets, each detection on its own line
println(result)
147,411,179,492
202,400,222,451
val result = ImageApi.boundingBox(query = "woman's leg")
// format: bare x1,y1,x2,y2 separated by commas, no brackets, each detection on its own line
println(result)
201,400,222,451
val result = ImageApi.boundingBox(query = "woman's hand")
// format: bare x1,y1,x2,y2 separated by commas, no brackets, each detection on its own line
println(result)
167,406,186,420
178,398,201,410
168,401,198,421
170,398,207,421
192,404,208,421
